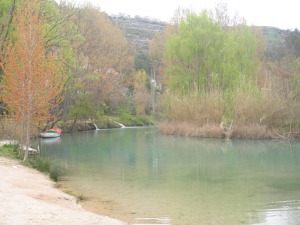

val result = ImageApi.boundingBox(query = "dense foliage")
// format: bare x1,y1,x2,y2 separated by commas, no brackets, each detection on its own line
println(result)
157,8,300,138
165,13,257,94
0,0,300,144
1,0,66,160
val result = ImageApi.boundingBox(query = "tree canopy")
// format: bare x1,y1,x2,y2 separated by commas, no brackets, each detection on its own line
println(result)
0,0,66,160
165,12,257,94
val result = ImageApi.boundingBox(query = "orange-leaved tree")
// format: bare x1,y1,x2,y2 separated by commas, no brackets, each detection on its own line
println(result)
0,0,66,161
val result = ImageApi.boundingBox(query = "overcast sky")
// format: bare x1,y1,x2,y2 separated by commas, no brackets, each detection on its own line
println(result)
73,0,299,30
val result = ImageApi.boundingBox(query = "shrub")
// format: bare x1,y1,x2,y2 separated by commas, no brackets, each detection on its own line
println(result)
27,156,51,173
27,156,65,181
49,164,65,181
94,116,111,129
136,116,155,126
119,110,133,124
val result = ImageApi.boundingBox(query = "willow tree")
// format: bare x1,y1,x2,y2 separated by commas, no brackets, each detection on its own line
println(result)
165,12,257,95
0,0,66,161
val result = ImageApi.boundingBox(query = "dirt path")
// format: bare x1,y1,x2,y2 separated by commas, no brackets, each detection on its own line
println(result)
0,157,128,225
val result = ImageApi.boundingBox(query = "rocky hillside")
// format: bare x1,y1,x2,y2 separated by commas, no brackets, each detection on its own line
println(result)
111,15,294,63
110,15,166,54
261,26,288,61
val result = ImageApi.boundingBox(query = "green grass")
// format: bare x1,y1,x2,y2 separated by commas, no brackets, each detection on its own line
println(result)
26,156,66,181
27,156,51,173
0,145,66,182
0,144,19,158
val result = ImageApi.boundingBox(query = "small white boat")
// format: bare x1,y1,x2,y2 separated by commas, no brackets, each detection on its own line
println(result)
40,128,61,138
20,144,39,154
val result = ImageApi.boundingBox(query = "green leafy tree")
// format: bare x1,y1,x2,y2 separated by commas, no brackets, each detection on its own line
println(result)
220,26,257,91
135,52,151,75
0,0,17,51
166,13,224,93
68,93,97,127
65,5,133,119
165,12,257,95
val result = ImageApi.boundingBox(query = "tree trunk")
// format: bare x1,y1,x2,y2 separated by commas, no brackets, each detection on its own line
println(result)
18,122,24,157
71,117,77,132
23,121,31,162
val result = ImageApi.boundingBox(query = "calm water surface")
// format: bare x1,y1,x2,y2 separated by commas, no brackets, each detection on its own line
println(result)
38,127,300,225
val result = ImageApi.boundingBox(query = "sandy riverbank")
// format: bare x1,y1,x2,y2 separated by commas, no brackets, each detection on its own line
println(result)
0,156,128,225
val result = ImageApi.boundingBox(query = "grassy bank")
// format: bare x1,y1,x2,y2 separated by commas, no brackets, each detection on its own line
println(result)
0,144,89,204
0,144,19,158
0,144,66,181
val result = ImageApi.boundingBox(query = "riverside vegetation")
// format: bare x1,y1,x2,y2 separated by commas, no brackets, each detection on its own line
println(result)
0,144,65,182
158,7,300,139
0,1,300,162
0,144,91,206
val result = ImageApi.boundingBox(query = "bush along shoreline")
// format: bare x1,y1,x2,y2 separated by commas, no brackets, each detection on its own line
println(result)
0,144,66,181
26,156,66,181
55,115,156,133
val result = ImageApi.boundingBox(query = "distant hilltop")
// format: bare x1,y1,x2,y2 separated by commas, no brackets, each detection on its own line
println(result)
260,26,289,61
110,15,166,54
110,13,165,23
111,15,295,62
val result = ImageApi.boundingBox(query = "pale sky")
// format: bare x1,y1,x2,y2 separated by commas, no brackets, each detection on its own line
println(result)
72,0,299,30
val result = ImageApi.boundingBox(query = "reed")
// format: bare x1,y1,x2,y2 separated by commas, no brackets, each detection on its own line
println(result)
232,89,288,128
160,121,223,137
231,124,271,139
164,91,224,126
161,87,299,139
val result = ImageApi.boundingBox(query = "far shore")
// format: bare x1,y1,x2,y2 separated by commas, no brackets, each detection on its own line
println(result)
0,155,128,225
159,121,300,139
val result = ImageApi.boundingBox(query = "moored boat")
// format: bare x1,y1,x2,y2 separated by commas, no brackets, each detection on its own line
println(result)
40,128,61,138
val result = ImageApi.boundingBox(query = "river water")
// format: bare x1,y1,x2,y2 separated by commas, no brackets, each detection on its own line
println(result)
38,127,300,225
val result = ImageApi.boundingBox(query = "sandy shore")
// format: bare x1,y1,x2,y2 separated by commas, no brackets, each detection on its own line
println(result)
0,156,128,225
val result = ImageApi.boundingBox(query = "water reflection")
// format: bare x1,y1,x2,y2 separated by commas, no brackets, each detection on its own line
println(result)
38,128,300,225
40,137,61,145
254,200,300,225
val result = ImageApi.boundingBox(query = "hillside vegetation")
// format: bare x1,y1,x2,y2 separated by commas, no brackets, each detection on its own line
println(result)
111,15,295,64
